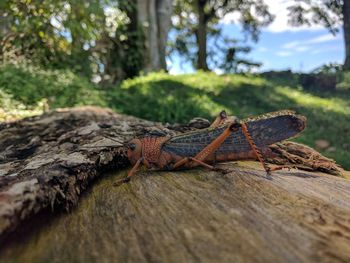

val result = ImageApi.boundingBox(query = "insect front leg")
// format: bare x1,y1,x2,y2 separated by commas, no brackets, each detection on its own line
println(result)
113,157,144,186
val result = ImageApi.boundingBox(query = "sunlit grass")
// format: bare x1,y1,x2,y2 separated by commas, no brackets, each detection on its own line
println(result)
275,86,350,115
0,90,45,121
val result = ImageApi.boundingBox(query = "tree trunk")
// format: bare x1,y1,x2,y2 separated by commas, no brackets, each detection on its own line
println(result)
157,0,173,70
0,10,10,37
196,0,209,70
343,0,350,70
138,0,172,72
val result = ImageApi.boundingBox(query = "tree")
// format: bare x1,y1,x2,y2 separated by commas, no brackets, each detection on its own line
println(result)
96,0,173,84
287,0,350,70
137,0,173,72
171,0,273,71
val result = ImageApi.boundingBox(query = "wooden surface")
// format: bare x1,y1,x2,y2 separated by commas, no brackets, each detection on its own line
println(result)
0,106,348,263
1,162,350,263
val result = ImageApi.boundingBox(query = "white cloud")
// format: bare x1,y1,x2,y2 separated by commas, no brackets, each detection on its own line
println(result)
257,47,268,52
310,45,343,54
281,33,340,51
280,33,340,50
276,51,292,57
282,41,300,49
274,32,341,58
294,46,311,52
307,33,342,44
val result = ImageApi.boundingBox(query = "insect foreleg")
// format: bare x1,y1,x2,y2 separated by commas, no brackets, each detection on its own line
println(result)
113,157,144,186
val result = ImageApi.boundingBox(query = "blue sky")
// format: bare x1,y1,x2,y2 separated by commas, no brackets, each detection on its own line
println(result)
168,0,344,74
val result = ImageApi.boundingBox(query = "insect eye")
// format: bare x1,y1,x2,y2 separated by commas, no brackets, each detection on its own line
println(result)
128,143,136,151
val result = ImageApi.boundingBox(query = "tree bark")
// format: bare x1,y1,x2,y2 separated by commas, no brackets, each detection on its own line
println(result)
138,0,173,72
157,0,173,70
196,0,209,70
0,9,10,37
343,0,350,70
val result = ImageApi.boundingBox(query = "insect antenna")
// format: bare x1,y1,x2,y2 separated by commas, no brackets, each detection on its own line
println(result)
78,135,125,150
102,135,124,144
79,145,122,149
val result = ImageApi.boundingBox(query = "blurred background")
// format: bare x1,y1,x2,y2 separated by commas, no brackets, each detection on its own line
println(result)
0,0,349,168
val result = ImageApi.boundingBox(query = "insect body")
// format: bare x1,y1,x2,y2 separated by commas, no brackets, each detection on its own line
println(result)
122,110,306,183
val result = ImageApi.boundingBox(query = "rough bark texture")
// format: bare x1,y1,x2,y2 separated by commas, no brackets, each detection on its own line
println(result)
196,0,209,70
138,0,173,72
157,0,173,70
0,106,348,262
343,0,350,70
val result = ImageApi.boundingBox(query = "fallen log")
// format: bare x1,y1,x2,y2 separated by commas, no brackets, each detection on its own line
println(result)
0,106,348,262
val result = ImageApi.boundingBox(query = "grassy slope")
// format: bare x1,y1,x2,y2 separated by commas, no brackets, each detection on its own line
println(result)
1,66,349,169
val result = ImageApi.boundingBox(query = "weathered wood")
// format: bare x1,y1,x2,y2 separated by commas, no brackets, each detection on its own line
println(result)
1,163,350,263
0,106,348,263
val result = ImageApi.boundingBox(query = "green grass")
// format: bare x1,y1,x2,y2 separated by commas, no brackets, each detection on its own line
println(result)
1,65,349,169
0,63,106,107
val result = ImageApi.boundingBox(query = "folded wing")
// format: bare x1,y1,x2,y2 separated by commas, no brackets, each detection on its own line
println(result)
162,112,306,157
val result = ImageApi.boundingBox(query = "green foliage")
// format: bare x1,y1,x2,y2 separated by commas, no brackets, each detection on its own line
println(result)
287,0,343,34
0,63,106,110
0,0,144,79
0,0,107,77
336,71,350,90
312,63,343,74
0,89,45,121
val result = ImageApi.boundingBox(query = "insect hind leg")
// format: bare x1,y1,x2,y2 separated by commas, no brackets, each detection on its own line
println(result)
210,110,241,129
210,110,228,128
240,122,272,179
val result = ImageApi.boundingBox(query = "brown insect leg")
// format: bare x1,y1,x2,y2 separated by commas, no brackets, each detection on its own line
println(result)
190,157,214,169
172,157,214,170
127,157,143,177
173,157,190,169
114,158,143,186
194,124,236,162
240,122,272,177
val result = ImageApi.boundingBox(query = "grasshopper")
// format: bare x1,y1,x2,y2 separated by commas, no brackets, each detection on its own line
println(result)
117,110,306,184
